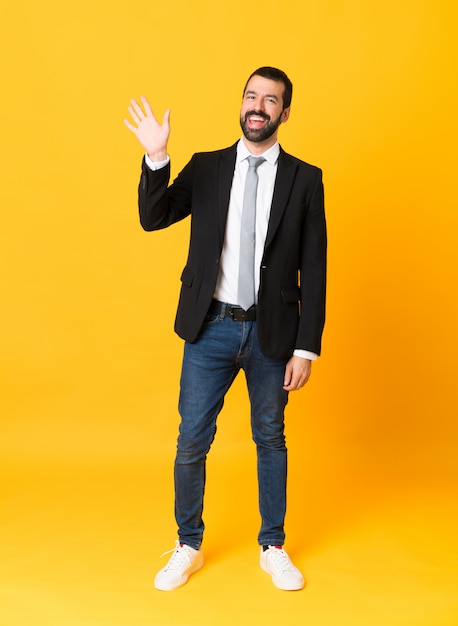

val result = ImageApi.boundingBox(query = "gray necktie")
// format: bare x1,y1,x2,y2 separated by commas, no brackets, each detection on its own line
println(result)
238,156,265,311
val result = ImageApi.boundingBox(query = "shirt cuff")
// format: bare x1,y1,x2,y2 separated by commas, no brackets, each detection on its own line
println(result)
293,349,318,361
144,153,170,170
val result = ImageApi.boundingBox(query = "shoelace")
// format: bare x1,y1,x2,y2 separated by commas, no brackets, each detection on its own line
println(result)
266,547,295,573
159,541,191,571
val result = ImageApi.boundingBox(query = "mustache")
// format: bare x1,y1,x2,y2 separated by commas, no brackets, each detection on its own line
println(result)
244,110,271,122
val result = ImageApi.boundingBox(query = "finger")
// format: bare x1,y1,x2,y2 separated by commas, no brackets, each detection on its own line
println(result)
295,371,310,389
123,118,137,133
283,370,298,390
283,364,292,388
128,105,141,125
285,378,301,391
140,95,154,117
290,372,300,390
162,108,171,127
130,98,146,120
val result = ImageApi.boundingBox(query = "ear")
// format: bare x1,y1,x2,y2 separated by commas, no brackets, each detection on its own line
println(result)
281,107,291,123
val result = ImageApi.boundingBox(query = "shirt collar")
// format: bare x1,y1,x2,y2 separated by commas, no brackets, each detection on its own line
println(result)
236,138,280,165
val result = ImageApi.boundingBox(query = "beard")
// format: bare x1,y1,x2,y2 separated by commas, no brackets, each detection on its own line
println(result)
240,110,283,143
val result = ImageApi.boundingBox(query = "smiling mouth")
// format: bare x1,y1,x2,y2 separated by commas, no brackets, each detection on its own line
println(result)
245,111,270,124
246,114,270,129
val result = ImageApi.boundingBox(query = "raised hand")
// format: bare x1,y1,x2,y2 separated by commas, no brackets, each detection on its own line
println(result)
124,96,171,162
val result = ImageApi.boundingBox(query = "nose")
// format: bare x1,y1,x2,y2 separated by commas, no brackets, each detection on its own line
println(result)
254,97,265,112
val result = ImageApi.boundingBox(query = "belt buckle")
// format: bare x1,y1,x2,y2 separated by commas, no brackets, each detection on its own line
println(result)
235,307,247,321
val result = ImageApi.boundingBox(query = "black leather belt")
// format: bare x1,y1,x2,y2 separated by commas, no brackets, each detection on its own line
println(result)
209,299,256,321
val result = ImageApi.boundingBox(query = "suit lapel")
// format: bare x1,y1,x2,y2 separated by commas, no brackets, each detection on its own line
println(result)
214,144,296,249
265,149,297,249
216,144,237,242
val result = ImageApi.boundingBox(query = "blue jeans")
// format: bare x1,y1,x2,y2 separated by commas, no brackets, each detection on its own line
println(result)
174,304,290,550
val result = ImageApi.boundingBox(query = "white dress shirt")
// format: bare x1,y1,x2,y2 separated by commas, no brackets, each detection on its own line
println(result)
145,141,317,361
213,140,277,306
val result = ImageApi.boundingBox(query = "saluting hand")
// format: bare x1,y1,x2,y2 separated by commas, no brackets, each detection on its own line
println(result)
124,96,171,162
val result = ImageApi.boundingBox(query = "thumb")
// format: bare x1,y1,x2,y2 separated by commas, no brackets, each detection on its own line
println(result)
163,109,171,127
283,362,292,387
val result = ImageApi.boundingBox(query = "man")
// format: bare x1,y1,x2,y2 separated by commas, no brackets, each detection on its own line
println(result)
124,67,326,591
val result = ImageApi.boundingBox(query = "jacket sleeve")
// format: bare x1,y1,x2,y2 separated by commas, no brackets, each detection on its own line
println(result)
296,168,327,355
138,155,195,231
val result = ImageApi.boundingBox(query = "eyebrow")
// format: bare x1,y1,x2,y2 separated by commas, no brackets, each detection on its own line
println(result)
245,90,279,101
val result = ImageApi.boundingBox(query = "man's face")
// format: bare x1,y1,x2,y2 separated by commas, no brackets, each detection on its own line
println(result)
240,75,290,145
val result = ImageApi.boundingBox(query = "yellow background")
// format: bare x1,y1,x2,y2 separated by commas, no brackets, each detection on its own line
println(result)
1,0,457,624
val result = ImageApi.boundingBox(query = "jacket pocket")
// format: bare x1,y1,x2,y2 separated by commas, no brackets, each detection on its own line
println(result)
281,287,301,303
180,266,194,287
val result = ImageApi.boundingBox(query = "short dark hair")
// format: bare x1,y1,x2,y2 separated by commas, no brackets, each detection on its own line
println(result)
243,67,293,110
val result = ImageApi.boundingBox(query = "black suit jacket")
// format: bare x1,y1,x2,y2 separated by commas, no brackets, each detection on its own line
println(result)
138,142,327,359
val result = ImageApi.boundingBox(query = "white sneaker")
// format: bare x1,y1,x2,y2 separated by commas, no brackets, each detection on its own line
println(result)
154,540,204,591
260,545,305,591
